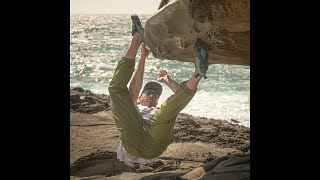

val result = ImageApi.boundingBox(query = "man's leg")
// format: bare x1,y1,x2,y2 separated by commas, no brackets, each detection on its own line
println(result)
145,40,209,154
186,67,202,90
145,69,202,147
108,33,145,150
108,33,141,95
109,33,141,91
125,33,141,59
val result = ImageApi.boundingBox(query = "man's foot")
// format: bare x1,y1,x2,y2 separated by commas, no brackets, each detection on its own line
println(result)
194,39,209,79
131,14,145,43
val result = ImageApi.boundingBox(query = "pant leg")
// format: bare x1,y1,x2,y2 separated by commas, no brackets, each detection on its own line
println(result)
108,57,145,155
144,81,197,151
109,57,135,93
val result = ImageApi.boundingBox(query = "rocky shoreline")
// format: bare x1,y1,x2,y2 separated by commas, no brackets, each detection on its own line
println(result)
70,87,250,179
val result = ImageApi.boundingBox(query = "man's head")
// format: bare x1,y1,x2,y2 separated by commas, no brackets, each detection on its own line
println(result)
139,81,162,107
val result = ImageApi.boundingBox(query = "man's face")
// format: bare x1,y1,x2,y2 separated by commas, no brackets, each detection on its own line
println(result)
139,89,159,107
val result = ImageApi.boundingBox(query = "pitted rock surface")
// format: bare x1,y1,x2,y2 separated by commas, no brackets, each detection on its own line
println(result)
145,0,250,65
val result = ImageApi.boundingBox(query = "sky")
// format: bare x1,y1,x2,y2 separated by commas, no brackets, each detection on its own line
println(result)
71,0,162,14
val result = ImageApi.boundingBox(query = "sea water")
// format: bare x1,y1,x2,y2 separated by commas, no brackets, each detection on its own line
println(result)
70,14,250,127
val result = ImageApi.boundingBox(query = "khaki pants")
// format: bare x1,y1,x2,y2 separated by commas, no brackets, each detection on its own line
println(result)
108,57,196,159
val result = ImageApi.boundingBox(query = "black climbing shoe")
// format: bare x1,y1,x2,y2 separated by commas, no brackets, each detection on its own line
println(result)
131,14,145,43
194,39,209,79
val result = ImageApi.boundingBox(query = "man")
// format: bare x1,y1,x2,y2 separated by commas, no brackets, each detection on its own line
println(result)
108,14,209,165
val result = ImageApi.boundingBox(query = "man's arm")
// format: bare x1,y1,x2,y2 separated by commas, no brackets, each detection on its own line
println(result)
158,69,179,93
129,43,151,104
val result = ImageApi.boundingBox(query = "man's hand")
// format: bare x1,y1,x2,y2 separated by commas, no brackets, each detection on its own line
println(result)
157,69,179,93
140,43,151,59
157,69,168,83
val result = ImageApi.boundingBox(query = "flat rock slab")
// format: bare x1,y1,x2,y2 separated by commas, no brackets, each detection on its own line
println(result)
70,112,119,164
70,154,249,180
70,111,249,179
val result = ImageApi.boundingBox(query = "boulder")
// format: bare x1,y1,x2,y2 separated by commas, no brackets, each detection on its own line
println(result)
145,0,250,65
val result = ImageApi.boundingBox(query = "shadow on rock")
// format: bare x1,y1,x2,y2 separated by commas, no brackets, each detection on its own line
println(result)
70,150,131,177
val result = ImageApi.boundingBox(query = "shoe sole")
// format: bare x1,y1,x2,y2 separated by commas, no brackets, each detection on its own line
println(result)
131,14,145,42
195,39,209,78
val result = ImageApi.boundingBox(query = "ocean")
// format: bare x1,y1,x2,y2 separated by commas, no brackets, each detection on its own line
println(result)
70,14,250,127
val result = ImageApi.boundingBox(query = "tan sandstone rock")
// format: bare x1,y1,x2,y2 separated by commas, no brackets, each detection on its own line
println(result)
145,0,250,65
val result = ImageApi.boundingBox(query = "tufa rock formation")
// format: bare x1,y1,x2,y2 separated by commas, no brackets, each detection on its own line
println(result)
145,0,250,65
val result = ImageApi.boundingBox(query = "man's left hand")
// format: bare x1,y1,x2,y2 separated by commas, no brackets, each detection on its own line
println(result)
141,43,151,59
